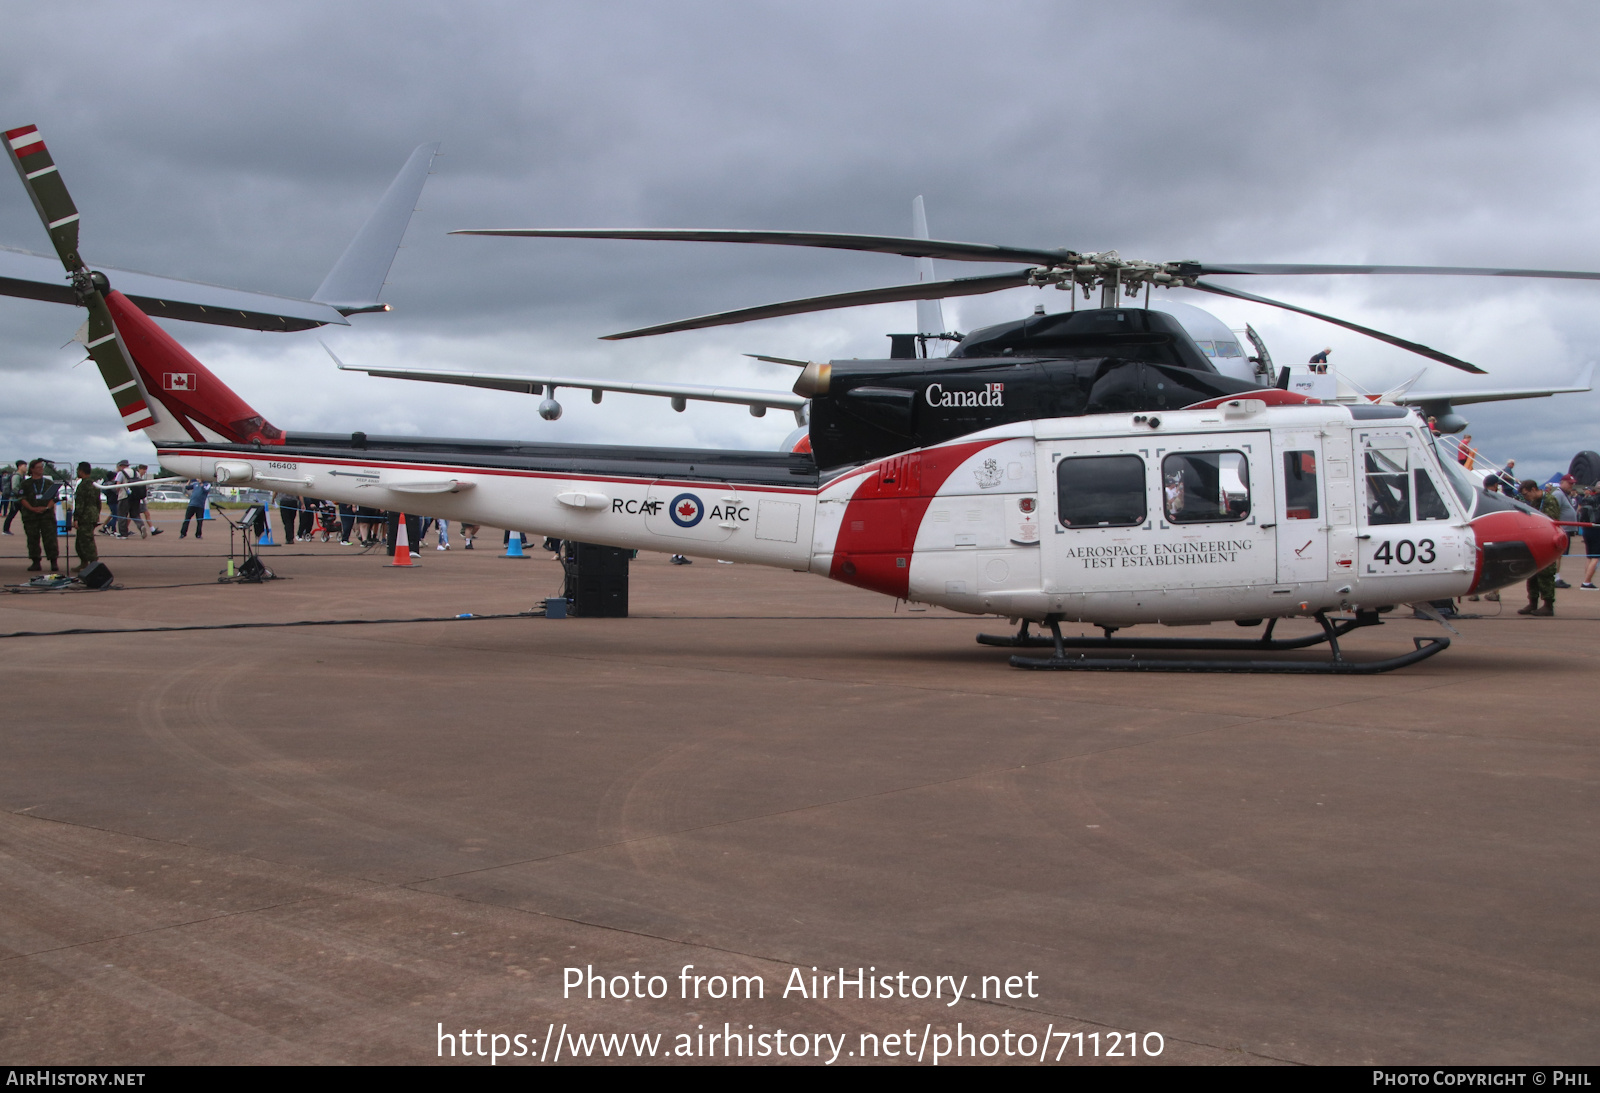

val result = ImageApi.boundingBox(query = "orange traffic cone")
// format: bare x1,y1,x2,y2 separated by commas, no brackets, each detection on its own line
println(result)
386,513,418,568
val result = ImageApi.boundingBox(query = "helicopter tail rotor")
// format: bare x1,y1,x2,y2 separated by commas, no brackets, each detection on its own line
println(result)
5,123,283,443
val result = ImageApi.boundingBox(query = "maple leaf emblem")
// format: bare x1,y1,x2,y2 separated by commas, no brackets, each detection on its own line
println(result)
677,500,698,518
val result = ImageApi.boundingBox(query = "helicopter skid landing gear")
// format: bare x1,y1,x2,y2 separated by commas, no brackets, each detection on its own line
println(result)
983,611,1449,674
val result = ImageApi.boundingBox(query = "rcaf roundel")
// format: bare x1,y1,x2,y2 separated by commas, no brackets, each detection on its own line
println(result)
669,492,704,528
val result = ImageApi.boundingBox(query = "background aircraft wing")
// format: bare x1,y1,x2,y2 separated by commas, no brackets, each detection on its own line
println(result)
1393,364,1594,407
331,352,807,417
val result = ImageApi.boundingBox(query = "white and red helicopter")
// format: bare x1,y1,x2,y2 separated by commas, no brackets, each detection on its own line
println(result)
4,123,1579,673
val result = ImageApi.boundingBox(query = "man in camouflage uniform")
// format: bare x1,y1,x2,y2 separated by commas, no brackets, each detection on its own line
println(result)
15,458,60,573
1518,479,1562,615
73,462,101,571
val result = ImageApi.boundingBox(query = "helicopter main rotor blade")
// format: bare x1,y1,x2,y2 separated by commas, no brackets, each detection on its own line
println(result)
6,125,85,274
1189,280,1487,375
601,269,1037,340
1195,262,1600,281
452,227,1074,268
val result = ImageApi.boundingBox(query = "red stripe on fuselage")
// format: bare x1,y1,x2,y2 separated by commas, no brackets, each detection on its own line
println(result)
827,438,1004,599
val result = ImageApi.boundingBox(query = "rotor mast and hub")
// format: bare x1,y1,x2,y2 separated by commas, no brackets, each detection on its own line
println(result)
1017,250,1201,308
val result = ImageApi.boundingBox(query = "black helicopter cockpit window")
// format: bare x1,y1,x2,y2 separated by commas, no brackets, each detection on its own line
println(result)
1364,447,1411,525
1162,451,1251,523
1058,455,1147,528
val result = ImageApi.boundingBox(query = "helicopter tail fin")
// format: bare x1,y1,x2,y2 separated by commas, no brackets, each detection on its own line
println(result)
98,290,284,446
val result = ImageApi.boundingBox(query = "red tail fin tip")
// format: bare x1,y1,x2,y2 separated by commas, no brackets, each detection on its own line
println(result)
104,291,283,445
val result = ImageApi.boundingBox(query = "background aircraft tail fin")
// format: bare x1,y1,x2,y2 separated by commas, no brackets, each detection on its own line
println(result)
911,195,947,353
312,142,440,314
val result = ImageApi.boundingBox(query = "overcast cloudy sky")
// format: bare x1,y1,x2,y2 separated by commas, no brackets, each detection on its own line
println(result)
2,0,1599,477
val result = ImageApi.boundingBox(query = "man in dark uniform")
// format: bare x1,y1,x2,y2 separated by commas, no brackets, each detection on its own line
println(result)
277,492,299,545
73,462,101,571
1518,479,1562,615
2,459,23,535
16,458,60,573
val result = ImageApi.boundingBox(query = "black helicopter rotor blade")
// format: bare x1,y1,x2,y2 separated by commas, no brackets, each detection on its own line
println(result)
600,268,1038,340
452,227,1074,268
1194,262,1600,281
1189,280,1488,375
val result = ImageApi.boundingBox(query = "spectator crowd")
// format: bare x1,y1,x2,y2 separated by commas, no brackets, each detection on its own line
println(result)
0,462,480,575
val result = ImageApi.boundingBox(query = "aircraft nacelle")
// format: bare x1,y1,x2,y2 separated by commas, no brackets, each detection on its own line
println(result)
1415,401,1469,434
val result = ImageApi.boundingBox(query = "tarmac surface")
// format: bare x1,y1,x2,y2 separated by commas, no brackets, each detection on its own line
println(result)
1,516,1596,1066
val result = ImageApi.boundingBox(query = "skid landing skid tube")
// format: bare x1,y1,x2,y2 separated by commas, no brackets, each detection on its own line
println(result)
983,612,1450,674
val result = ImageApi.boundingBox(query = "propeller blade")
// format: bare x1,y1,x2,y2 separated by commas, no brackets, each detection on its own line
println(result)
601,269,1037,340
1196,262,1600,281
5,125,84,272
1189,281,1487,374
452,227,1073,267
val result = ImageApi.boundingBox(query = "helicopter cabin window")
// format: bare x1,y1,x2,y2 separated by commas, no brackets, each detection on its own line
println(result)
1414,469,1451,520
1283,451,1319,520
1162,451,1250,524
1364,446,1411,525
1058,455,1146,528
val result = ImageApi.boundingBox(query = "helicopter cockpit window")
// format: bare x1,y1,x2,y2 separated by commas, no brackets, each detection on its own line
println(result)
1283,451,1319,520
1415,469,1451,520
1162,451,1250,524
1058,455,1146,528
1365,447,1411,525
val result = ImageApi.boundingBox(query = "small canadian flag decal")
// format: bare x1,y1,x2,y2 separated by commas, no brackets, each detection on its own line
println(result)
164,373,195,391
